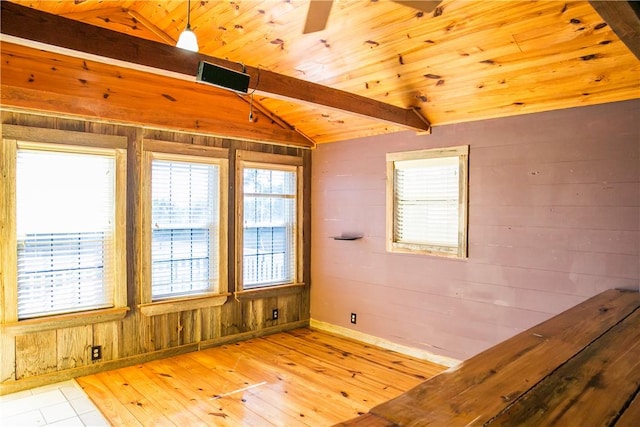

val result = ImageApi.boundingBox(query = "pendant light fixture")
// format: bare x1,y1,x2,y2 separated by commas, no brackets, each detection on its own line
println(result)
176,0,199,52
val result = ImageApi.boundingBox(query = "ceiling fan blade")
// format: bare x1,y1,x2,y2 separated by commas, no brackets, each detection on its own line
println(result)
393,0,442,13
303,0,333,34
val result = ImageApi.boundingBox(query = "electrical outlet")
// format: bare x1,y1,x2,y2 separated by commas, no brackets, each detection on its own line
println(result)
351,313,357,324
91,345,102,361
272,308,279,320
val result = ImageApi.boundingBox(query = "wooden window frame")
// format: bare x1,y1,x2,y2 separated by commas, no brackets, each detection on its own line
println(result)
0,125,128,333
234,150,304,296
386,145,469,259
138,140,230,317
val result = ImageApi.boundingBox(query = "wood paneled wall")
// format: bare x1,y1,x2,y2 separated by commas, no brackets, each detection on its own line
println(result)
0,111,311,394
310,99,639,362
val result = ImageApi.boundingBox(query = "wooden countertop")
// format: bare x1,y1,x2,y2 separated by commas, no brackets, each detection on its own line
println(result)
337,288,640,426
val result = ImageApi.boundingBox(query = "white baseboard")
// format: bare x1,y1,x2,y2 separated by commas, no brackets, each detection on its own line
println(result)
309,319,460,368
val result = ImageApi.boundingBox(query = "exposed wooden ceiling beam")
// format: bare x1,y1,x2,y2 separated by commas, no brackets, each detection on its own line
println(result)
0,1,431,133
61,6,178,45
1,41,316,148
589,1,640,60
126,9,177,45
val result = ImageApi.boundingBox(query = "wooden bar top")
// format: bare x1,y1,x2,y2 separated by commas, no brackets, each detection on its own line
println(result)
337,289,640,427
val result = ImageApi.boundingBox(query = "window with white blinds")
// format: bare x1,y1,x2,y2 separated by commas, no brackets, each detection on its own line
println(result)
387,145,469,258
242,166,297,289
16,149,116,319
151,159,220,299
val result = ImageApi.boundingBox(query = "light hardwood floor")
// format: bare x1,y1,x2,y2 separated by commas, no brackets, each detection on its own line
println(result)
77,328,446,426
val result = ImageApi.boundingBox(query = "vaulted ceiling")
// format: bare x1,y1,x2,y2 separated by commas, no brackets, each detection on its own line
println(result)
2,1,639,146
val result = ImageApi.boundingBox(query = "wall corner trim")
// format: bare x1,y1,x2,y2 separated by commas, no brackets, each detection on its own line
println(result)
309,319,461,368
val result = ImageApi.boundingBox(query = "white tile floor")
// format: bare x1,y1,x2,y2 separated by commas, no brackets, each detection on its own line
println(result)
0,379,109,426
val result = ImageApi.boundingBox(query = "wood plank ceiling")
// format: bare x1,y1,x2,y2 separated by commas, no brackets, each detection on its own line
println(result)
2,0,639,145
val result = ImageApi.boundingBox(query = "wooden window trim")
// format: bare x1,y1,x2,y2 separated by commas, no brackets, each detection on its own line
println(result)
139,140,229,316
236,150,304,167
1,307,130,336
0,126,128,326
138,293,230,317
233,282,306,300
386,145,469,259
235,150,305,294
2,124,128,150
143,139,228,158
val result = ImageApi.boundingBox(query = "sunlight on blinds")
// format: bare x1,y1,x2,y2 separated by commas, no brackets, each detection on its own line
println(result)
151,160,219,299
394,156,459,246
243,167,296,288
16,149,115,319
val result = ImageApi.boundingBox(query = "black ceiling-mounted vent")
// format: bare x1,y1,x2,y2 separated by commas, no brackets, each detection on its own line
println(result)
196,61,250,94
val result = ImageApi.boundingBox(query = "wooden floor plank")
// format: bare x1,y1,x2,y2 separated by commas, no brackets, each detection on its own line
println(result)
616,391,640,427
184,346,323,426
241,339,380,417
101,370,177,426
76,374,144,427
252,335,411,398
487,309,640,426
220,334,407,394
286,329,443,380
150,351,280,426
364,289,640,426
117,362,223,426
78,328,444,426
278,329,443,384
263,336,411,398
205,339,371,424
193,334,432,424
337,412,397,427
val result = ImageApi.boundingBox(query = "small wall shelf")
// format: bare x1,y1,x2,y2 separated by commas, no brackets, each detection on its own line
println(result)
331,233,363,241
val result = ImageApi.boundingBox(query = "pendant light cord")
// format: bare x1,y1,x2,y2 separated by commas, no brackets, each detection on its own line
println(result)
186,0,192,30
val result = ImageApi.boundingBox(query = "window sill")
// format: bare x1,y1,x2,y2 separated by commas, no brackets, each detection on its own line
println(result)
234,283,306,300
139,293,230,316
388,243,466,259
1,307,130,336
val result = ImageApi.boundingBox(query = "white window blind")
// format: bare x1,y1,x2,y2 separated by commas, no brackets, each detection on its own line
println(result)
151,160,219,299
394,156,459,247
242,167,296,288
16,149,116,319
387,145,468,258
